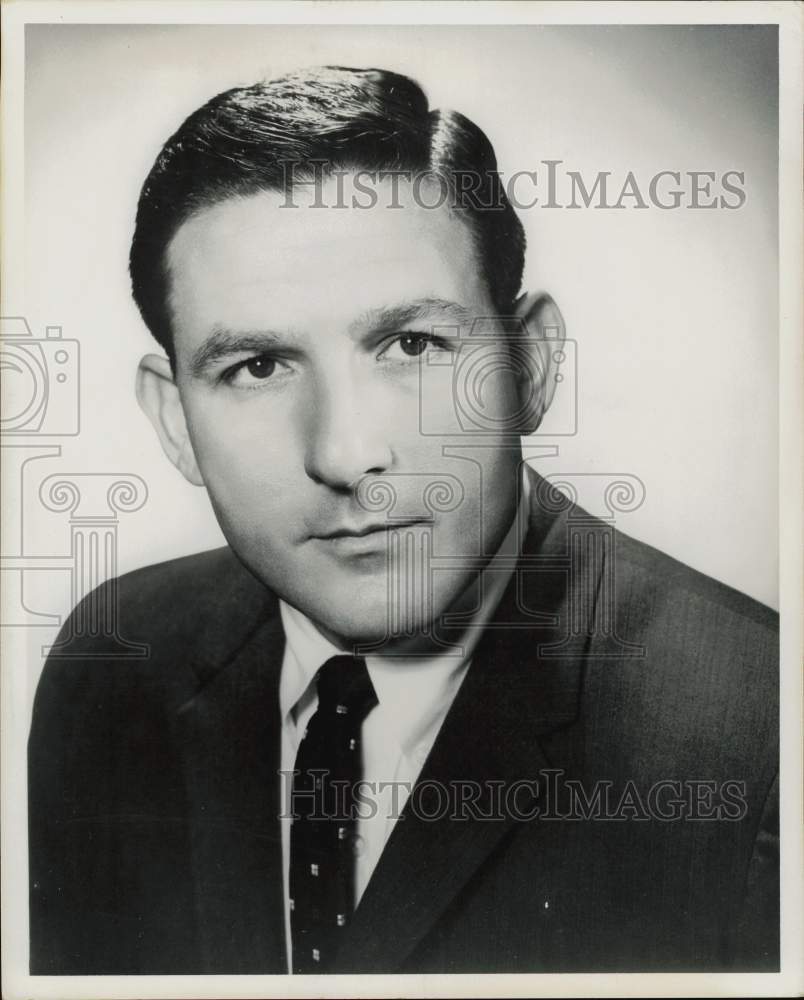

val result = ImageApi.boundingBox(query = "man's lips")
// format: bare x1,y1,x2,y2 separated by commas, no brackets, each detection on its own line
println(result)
312,518,427,541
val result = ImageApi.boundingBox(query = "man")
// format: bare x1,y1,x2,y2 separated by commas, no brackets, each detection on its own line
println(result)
28,66,778,975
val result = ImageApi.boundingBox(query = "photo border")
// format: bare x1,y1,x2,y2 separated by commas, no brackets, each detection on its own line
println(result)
2,2,801,998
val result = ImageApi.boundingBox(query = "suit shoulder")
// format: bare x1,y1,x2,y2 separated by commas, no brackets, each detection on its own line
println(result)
613,527,777,634
526,468,776,635
561,523,780,787
531,487,780,760
45,545,277,672
114,545,255,612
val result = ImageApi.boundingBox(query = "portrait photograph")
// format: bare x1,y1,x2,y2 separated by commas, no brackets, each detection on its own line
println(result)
1,2,801,998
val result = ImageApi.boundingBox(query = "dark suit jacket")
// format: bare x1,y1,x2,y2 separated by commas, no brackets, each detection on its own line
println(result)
29,474,779,974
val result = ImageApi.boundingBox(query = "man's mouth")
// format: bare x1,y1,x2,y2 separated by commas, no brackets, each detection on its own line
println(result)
314,518,427,541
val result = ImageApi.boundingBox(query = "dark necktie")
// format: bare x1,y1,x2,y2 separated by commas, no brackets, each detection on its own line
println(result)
289,654,378,973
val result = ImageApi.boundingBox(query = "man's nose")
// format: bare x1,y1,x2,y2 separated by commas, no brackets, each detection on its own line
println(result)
303,375,393,489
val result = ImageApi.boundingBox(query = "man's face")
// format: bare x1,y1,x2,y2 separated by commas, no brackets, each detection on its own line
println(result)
164,177,524,646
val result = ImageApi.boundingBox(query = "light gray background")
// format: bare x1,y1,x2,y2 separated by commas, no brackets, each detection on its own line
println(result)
23,23,778,638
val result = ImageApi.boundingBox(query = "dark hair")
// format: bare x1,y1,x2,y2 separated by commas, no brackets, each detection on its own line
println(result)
129,66,526,364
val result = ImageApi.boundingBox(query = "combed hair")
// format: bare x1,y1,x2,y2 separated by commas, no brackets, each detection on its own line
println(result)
129,66,526,363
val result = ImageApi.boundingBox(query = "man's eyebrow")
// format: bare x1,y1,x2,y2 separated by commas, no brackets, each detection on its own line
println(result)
189,328,281,377
350,298,475,334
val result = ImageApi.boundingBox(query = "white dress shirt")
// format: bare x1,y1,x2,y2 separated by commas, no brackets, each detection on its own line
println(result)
279,472,530,971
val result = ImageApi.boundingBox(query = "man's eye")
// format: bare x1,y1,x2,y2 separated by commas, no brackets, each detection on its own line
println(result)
397,334,430,357
380,333,452,361
243,357,276,379
221,355,281,387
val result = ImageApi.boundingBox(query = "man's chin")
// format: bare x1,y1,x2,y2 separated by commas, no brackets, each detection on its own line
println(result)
298,596,448,652
309,607,412,650
240,551,465,649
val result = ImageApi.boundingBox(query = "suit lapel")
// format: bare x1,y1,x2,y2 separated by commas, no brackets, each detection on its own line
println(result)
334,485,591,973
172,608,288,973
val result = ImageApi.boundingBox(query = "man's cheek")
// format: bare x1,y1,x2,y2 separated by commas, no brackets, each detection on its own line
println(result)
197,450,292,537
418,368,462,433
189,416,285,481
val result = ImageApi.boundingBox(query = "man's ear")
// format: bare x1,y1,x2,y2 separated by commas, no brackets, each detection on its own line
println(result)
512,291,566,435
136,354,205,486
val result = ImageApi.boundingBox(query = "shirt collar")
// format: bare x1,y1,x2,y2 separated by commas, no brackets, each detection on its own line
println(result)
279,467,531,755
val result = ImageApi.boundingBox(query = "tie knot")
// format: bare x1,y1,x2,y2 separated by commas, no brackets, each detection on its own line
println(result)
315,655,377,722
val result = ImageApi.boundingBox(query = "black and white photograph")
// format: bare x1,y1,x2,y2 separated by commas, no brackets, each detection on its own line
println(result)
1,2,802,997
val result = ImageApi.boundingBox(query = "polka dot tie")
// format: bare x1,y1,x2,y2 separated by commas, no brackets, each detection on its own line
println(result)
289,655,378,973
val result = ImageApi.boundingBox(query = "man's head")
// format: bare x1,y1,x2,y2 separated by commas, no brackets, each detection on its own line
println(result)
132,66,564,647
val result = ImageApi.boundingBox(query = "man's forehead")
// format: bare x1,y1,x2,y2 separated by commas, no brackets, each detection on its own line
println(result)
168,177,477,272
165,178,486,347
